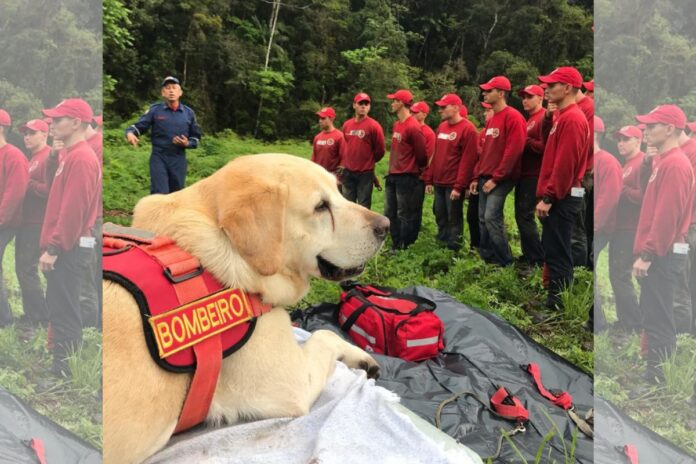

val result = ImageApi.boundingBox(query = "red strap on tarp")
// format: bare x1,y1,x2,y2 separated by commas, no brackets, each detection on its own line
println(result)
526,363,573,410
624,444,639,464
490,387,529,422
30,438,47,464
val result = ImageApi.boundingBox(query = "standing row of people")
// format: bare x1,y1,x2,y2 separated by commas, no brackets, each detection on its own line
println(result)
310,66,594,310
0,99,102,377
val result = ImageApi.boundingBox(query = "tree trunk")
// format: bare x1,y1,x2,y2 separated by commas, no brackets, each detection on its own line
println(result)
255,0,281,137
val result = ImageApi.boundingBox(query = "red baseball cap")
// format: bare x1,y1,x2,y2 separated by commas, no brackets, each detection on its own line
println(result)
686,121,696,133
435,93,462,107
94,115,103,126
387,89,414,105
42,117,53,125
0,109,10,126
19,119,49,134
517,85,544,97
538,66,583,88
410,101,430,114
42,98,94,123
540,83,548,90
594,116,605,134
479,76,511,91
637,123,646,130
353,93,371,103
583,80,594,92
316,107,336,119
635,104,686,129
459,106,469,118
613,125,642,140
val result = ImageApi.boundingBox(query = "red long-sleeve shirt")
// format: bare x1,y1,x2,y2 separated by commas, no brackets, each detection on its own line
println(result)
473,106,526,183
311,129,345,174
22,145,51,225
521,108,546,178
0,143,29,229
423,118,479,191
615,152,644,231
388,116,428,175
634,147,694,257
593,149,623,234
40,140,101,252
87,130,103,165
577,95,594,174
679,137,696,226
421,124,436,160
536,104,590,201
341,117,385,172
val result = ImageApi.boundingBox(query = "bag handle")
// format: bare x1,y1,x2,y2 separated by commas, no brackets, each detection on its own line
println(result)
339,302,371,333
347,286,437,315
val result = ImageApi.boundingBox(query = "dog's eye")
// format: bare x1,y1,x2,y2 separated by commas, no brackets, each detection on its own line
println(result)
315,200,329,213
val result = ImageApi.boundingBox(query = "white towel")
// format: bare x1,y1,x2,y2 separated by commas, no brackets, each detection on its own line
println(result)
145,329,482,464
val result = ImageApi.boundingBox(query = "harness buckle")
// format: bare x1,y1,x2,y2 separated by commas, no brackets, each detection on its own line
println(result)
164,265,204,283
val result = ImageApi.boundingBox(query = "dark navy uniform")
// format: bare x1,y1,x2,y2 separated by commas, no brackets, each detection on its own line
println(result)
126,102,202,193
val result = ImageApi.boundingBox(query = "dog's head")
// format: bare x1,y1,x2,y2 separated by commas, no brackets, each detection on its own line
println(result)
132,154,389,305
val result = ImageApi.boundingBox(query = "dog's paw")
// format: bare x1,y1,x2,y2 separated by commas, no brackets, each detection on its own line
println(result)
339,346,380,380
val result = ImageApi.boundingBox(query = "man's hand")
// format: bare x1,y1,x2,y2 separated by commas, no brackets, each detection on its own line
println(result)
425,185,433,195
173,134,189,147
39,252,58,273
482,179,497,194
126,132,139,147
469,180,478,195
645,145,658,159
633,257,652,278
450,189,461,201
51,138,65,155
536,200,552,218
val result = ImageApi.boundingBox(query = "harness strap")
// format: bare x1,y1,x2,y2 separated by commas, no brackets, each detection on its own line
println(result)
525,363,573,410
29,438,47,464
624,444,639,464
490,387,529,422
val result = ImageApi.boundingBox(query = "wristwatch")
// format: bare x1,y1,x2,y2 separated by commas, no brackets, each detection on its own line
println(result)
47,245,60,257
542,195,553,205
639,252,653,262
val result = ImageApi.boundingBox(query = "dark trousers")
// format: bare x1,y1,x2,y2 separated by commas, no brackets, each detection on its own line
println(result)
150,153,187,194
609,229,641,331
467,194,480,249
514,177,544,265
15,224,48,325
478,177,514,266
45,246,91,360
541,195,583,305
433,186,464,250
384,174,424,249
0,228,16,326
585,183,594,268
341,170,374,209
593,233,610,330
673,225,696,334
639,252,687,378
571,196,588,268
79,247,102,329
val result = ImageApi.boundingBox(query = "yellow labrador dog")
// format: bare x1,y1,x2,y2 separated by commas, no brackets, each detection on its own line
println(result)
103,154,388,463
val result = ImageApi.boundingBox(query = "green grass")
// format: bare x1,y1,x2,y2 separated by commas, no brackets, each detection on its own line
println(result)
0,240,101,448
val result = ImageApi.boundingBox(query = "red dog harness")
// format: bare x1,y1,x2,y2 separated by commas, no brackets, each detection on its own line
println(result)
102,224,272,433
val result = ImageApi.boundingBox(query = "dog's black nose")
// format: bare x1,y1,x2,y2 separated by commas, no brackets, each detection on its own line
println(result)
372,215,390,240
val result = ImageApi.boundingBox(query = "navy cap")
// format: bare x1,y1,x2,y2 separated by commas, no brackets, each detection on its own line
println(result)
161,76,180,87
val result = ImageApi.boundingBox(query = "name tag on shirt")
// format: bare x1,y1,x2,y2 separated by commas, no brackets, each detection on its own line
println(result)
673,243,690,255
80,236,96,249
571,187,585,198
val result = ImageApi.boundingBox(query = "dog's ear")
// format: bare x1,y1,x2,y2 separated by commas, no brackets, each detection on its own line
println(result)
217,180,288,276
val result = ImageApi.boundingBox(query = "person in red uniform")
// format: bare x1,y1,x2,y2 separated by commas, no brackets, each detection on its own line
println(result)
411,101,435,237
688,121,696,139
515,85,546,267
39,99,101,376
0,109,30,327
535,67,590,310
385,89,427,250
632,104,694,383
341,93,386,209
609,125,644,333
470,76,526,266
468,102,494,251
85,115,103,164
311,107,345,177
15,119,51,328
592,116,623,330
672,121,696,334
583,80,594,99
572,82,595,269
423,94,479,250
